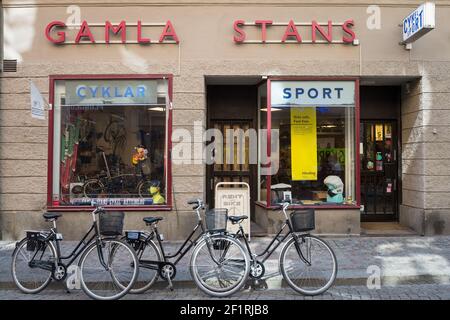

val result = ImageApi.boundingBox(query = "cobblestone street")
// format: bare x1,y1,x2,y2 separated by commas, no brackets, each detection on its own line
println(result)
1,236,450,300
0,283,449,300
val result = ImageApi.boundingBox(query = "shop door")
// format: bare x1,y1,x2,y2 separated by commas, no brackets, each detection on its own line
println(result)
360,121,399,221
206,120,256,217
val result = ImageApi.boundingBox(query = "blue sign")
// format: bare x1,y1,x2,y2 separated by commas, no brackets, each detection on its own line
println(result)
271,81,355,106
402,2,435,44
65,80,158,105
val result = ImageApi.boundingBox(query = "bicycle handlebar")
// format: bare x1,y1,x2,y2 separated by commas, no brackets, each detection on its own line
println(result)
187,198,203,209
187,199,204,221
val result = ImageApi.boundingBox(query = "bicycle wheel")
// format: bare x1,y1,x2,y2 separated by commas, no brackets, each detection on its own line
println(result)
129,238,162,294
79,239,138,300
11,238,56,294
137,180,152,198
280,235,337,296
83,179,104,198
190,235,250,297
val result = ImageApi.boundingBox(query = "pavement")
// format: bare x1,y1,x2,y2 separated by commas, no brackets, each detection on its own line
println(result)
1,236,450,300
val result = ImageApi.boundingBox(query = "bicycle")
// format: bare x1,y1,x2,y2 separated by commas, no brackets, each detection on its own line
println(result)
231,201,337,296
82,149,153,199
123,199,250,297
11,207,139,300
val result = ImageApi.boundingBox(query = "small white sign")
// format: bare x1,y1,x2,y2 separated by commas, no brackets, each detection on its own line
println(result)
215,182,251,240
271,81,355,106
30,81,46,120
402,2,435,44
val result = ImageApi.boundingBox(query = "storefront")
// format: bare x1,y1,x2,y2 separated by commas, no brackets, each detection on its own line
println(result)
1,0,450,240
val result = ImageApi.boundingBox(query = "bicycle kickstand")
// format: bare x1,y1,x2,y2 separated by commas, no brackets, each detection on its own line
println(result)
166,275,174,291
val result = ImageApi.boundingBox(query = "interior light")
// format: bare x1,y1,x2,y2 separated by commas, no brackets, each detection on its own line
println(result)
147,107,166,112
261,107,281,112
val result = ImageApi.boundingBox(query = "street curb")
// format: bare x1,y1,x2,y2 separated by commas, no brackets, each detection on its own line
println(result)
1,274,448,291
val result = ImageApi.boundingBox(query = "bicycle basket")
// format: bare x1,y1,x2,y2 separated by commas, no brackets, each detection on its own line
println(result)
205,208,228,233
99,211,124,236
26,231,47,251
290,209,315,232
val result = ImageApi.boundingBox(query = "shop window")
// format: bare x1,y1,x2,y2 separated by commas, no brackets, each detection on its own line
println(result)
51,77,170,207
261,80,357,206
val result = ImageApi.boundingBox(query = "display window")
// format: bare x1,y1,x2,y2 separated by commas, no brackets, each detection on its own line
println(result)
259,78,359,207
48,75,172,209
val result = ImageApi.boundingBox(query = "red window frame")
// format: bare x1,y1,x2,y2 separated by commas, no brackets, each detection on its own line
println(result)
261,76,360,210
46,74,173,211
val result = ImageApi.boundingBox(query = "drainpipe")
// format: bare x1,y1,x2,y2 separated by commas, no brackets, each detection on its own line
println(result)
0,3,3,72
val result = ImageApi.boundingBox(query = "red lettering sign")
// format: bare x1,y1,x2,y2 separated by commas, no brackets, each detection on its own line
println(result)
45,20,66,44
75,20,95,43
159,20,179,43
105,20,126,43
255,20,273,43
44,20,179,44
342,19,356,43
312,20,332,43
233,19,357,44
233,20,246,43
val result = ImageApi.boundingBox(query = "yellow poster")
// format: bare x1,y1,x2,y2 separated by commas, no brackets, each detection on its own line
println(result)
290,107,317,180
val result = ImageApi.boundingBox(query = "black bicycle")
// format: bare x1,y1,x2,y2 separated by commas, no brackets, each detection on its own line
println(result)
124,199,250,297
11,207,139,300
232,201,337,295
82,150,153,199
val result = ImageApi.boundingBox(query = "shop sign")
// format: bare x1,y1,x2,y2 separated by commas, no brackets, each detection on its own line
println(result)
215,182,251,240
271,81,355,106
45,20,179,44
233,19,357,44
402,2,435,44
64,80,158,105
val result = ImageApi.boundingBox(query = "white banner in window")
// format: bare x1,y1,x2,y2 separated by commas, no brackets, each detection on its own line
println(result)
30,80,46,120
271,81,355,106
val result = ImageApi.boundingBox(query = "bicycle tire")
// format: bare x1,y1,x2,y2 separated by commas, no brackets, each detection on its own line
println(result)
137,180,150,198
279,235,337,296
127,237,162,294
78,239,139,300
83,179,104,198
11,238,56,294
190,234,250,297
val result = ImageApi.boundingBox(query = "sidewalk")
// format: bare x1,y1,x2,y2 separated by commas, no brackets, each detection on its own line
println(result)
1,236,450,289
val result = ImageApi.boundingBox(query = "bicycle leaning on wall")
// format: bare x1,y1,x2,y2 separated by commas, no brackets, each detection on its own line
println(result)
231,201,338,296
122,199,251,297
10,207,139,300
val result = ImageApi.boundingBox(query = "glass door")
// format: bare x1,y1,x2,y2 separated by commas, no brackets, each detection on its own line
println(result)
360,121,398,221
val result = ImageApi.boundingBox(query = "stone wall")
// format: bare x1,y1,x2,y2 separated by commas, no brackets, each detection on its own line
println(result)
400,63,450,235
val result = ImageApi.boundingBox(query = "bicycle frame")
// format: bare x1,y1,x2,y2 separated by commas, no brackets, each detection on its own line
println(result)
137,220,207,270
29,209,112,276
234,212,312,266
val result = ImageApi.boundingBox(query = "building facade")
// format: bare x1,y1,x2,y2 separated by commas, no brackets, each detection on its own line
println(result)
1,0,450,240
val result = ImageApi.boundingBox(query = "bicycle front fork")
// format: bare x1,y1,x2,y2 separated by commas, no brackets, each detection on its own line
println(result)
292,235,312,266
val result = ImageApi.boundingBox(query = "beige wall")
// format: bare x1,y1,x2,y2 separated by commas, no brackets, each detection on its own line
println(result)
2,1,450,239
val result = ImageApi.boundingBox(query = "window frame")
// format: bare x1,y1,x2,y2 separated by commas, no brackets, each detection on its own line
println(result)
260,76,360,210
46,74,173,211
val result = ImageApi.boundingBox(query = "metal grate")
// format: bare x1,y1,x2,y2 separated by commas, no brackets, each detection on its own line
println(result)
2,60,17,72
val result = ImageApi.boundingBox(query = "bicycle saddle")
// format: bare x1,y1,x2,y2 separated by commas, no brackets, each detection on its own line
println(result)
43,212,62,220
228,215,248,224
143,216,163,225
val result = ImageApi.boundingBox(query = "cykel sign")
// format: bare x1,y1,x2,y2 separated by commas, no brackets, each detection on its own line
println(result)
402,2,435,44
